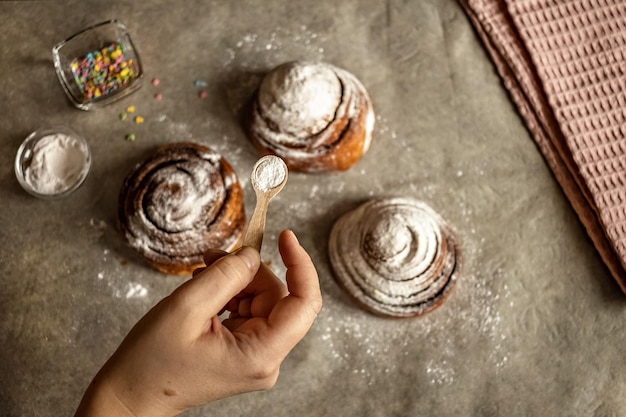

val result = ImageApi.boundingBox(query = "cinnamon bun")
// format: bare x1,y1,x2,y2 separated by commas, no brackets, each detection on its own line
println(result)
245,61,375,172
118,142,246,275
329,197,461,318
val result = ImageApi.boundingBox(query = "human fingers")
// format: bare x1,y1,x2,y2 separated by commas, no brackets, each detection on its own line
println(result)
192,248,230,277
261,230,322,353
203,248,229,266
244,263,286,294
221,263,287,321
222,316,248,331
279,230,322,313
241,263,288,316
172,247,261,327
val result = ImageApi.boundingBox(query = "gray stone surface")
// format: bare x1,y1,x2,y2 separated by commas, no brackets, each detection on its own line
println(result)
1,0,626,416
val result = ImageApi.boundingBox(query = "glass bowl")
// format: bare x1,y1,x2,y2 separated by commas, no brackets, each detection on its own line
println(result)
15,126,92,199
52,19,143,110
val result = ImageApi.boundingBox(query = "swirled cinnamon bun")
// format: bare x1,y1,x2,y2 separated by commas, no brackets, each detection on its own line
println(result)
118,142,246,275
329,197,461,318
245,61,375,172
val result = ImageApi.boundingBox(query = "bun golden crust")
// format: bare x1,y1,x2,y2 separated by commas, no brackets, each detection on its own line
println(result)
118,142,245,275
246,61,375,172
329,197,461,318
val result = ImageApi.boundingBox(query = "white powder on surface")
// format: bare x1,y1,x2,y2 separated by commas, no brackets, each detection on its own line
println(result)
24,133,89,195
226,26,326,72
125,282,148,299
254,157,287,191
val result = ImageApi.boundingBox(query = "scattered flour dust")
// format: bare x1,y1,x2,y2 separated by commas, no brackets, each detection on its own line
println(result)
224,26,327,69
125,283,148,299
88,224,150,301
219,25,329,122
317,274,510,387
426,359,455,385
106,277,149,300
375,114,397,142
97,248,149,300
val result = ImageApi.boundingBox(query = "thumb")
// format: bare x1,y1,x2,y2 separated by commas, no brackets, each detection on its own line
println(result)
173,247,261,324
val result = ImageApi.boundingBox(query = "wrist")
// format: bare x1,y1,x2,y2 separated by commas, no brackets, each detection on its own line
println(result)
74,372,135,417
74,369,178,417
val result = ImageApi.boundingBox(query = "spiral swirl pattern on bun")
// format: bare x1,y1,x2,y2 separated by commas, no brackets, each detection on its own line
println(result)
329,197,460,318
118,142,246,275
246,61,375,172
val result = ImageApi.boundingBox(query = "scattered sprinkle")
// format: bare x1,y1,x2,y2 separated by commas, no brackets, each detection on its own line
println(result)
126,105,136,113
194,79,208,87
119,112,127,121
134,116,144,124
151,78,160,86
125,133,136,141
154,93,163,101
198,90,208,99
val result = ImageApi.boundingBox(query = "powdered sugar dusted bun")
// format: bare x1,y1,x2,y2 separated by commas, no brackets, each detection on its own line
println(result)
329,197,460,318
246,61,375,172
118,142,246,275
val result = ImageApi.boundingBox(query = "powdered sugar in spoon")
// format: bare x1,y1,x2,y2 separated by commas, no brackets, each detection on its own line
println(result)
242,155,288,251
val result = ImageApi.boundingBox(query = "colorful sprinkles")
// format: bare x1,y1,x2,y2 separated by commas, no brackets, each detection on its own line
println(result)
70,42,137,102
119,105,144,141
115,74,214,142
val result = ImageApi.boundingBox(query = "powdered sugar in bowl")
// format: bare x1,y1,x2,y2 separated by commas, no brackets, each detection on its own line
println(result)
15,126,91,199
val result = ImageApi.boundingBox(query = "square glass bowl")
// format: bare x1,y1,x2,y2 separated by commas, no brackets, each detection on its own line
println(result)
15,126,91,199
52,20,143,110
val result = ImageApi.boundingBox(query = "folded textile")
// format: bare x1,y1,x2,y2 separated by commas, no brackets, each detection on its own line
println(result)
458,0,626,292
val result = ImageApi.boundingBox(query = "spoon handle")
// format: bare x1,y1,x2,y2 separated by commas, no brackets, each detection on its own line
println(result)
242,193,270,251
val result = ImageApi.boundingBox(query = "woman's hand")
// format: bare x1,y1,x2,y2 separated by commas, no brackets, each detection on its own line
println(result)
74,230,322,417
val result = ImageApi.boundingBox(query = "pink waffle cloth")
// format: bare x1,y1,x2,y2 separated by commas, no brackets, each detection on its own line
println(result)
458,0,626,292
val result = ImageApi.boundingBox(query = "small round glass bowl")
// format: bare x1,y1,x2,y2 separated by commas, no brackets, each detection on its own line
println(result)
52,19,143,111
15,126,92,199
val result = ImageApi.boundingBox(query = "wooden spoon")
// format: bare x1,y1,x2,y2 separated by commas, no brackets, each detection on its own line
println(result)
242,155,288,251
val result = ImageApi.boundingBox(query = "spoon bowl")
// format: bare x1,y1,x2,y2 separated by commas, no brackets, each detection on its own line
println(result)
242,155,288,251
